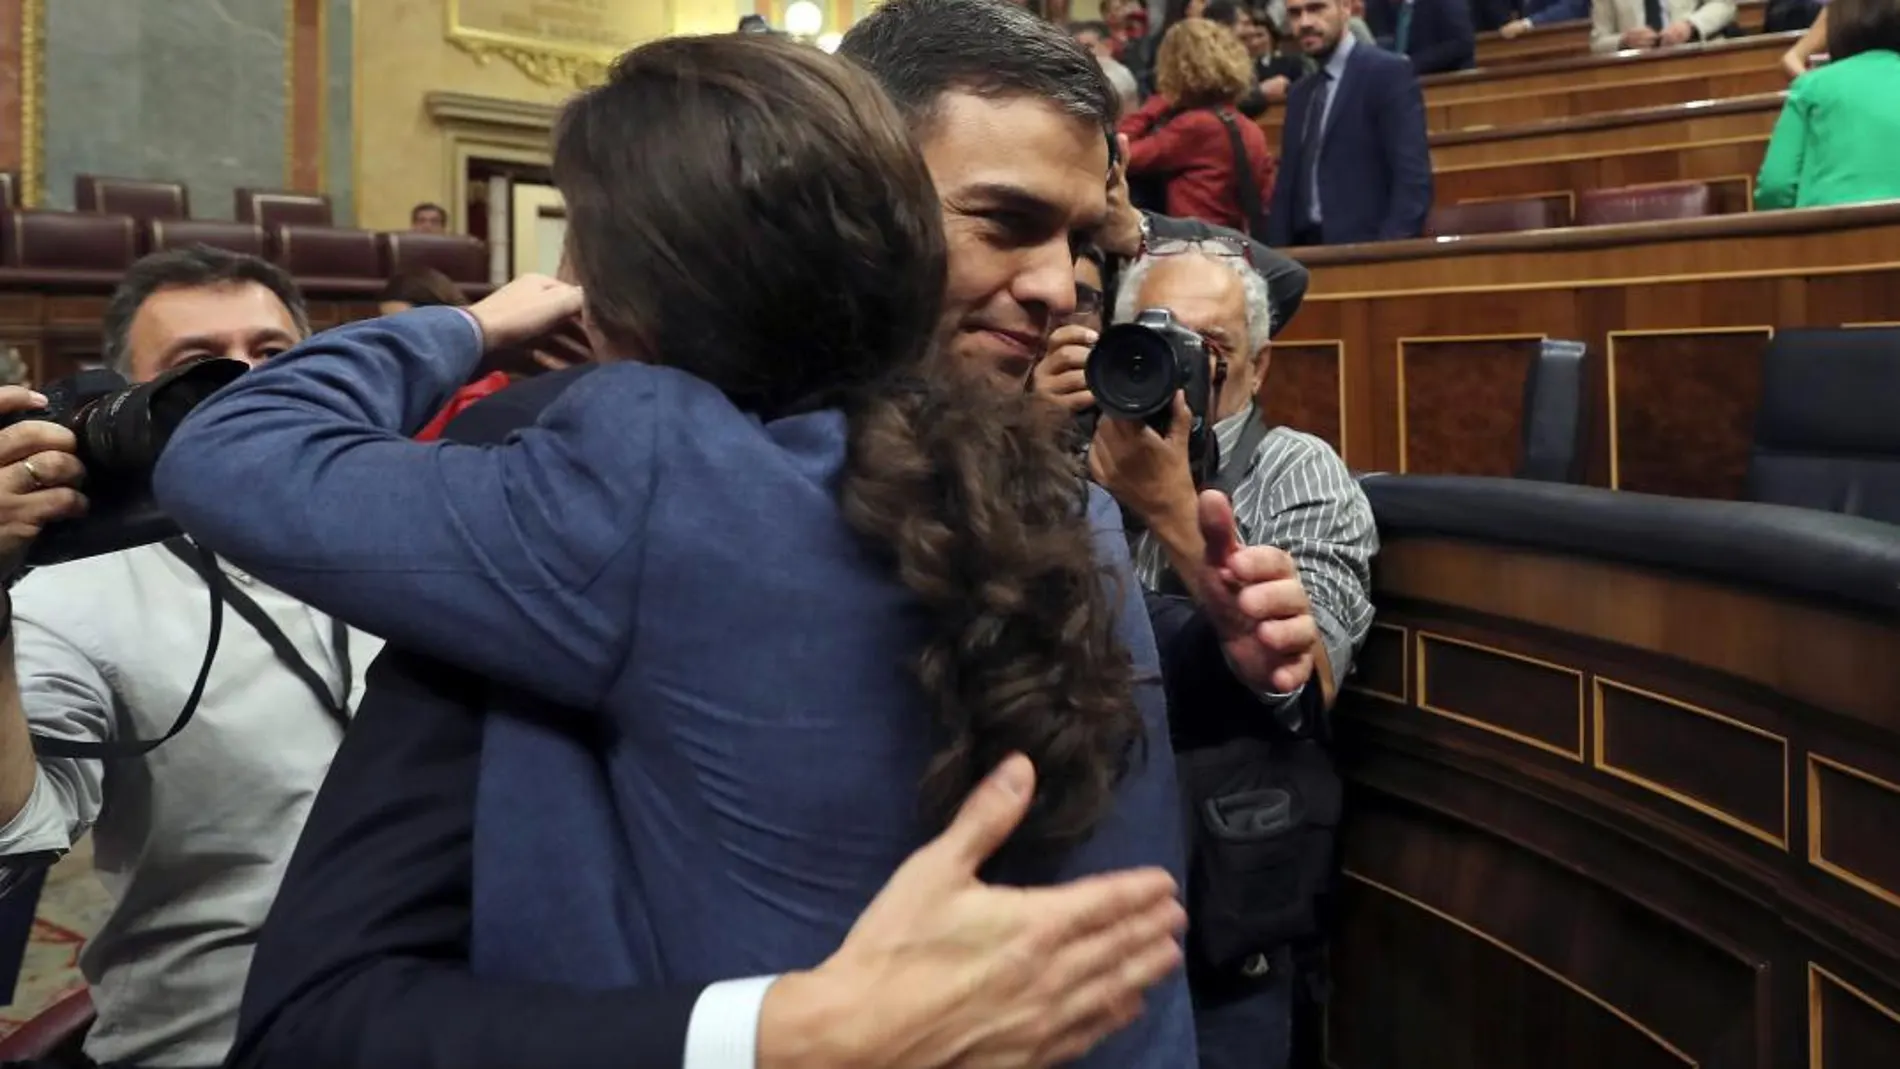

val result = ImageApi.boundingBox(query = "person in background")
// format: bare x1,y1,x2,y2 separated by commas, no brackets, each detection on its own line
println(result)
1498,0,1592,37
1269,0,1433,246
1073,246,1110,335
1074,19,1145,106
1122,18,1278,235
1589,0,1735,51
1364,0,1477,73
0,247,386,1069
1236,7,1313,104
1781,5,1832,75
409,203,449,233
376,267,465,318
1756,0,1900,209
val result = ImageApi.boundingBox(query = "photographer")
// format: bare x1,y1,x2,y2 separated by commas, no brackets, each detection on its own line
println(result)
1065,237,1375,1069
0,247,386,1069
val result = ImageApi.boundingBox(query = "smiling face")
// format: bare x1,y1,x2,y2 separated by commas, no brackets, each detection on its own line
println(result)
919,91,1111,393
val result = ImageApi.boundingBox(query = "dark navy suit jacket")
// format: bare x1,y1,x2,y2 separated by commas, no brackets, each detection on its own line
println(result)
1266,42,1434,247
1366,0,1477,74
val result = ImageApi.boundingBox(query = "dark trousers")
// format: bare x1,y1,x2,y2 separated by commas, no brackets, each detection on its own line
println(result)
1191,946,1295,1069
1289,222,1325,247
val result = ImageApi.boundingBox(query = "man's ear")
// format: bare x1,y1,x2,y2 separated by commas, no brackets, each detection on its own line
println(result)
1250,342,1273,399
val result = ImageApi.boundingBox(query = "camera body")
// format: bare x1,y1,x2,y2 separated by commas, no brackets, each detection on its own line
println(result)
1084,308,1218,484
0,358,248,567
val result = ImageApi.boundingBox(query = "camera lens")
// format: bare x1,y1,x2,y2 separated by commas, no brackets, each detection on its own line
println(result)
75,358,249,477
1087,324,1181,421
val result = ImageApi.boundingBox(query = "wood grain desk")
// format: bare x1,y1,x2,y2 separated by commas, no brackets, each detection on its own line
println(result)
1263,201,1900,501
1427,66,1784,133
1424,30,1797,104
1431,93,1782,168
1329,474,1900,1069
1435,134,1769,214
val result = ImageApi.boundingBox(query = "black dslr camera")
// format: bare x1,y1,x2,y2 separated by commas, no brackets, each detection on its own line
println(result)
0,358,248,567
1085,308,1218,484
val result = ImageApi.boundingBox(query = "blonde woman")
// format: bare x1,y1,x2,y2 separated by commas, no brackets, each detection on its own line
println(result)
1120,17,1277,234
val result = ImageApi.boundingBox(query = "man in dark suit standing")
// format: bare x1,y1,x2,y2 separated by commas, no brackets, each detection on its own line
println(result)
1267,0,1434,247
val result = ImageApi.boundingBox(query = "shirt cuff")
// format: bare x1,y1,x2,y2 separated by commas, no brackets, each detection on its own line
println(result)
683,975,780,1069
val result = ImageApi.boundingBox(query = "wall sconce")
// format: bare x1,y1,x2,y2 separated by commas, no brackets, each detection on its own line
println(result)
783,0,825,38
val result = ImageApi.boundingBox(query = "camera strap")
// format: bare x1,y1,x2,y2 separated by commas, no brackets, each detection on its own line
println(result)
160,539,353,731
1212,108,1271,242
31,540,228,760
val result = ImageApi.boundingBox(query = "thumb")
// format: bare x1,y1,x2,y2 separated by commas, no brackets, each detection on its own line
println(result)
925,753,1037,874
1199,489,1239,570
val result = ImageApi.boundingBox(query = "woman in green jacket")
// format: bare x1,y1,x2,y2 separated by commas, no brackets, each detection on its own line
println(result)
1756,0,1900,210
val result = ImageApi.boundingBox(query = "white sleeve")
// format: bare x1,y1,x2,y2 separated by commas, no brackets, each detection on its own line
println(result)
683,976,781,1069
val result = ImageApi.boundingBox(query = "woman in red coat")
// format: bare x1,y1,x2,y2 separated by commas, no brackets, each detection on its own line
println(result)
1120,17,1277,237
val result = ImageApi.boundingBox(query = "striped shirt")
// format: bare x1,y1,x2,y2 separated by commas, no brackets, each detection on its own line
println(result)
1132,405,1378,689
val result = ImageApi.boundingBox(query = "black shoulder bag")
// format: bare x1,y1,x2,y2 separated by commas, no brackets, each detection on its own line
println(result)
1212,107,1273,242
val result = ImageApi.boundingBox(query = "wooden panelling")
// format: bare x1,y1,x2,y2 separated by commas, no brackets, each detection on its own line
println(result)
1606,327,1772,498
1345,621,1408,704
1398,334,1541,475
1431,96,1781,169
1594,678,1789,848
1422,30,1799,104
1810,966,1900,1069
1436,138,1766,213
1330,518,1900,1069
1808,755,1900,912
1416,631,1585,760
1263,339,1345,459
1276,202,1900,495
1432,68,1785,133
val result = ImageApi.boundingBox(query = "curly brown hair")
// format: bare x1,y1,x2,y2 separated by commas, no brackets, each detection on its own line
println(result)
554,34,1143,857
1156,17,1254,107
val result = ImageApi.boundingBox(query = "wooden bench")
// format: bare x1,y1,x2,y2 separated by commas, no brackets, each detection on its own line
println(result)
1471,0,1767,66
1435,134,1769,214
1423,30,1797,104
1430,93,1781,168
1425,66,1784,132
1261,201,1900,501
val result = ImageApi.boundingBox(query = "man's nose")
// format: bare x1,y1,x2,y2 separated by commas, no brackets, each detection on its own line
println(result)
1017,242,1080,320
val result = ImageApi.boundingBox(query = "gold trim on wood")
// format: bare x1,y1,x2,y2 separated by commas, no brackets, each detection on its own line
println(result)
1591,677,1789,850
1415,630,1586,762
1296,255,1900,305
20,0,44,206
1807,753,1900,911
1341,870,1700,1068
1604,326,1775,490
1342,621,1408,704
1395,333,1547,474
1809,963,1900,1069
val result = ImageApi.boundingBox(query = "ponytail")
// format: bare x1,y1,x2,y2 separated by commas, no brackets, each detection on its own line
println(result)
838,375,1145,859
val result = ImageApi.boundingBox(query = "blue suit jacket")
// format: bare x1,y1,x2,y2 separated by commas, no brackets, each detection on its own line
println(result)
1267,43,1434,247
1366,0,1477,74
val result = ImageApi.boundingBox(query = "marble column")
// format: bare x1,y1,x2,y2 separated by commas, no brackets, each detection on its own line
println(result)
41,0,288,218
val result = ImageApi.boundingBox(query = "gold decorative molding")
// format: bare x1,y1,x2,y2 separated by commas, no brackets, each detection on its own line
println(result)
447,37,608,89
424,91,562,135
1415,629,1587,762
21,0,45,206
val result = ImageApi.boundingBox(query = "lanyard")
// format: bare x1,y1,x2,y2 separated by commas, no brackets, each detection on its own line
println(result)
162,539,353,731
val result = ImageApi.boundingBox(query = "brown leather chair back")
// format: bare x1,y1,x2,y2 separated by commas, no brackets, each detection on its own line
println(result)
1427,196,1570,238
1576,182,1712,227
0,171,17,208
148,219,268,259
378,231,488,285
74,175,188,221
1,210,138,271
236,188,333,229
270,225,385,282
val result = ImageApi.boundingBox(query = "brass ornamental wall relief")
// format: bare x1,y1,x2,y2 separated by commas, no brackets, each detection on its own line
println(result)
445,0,674,88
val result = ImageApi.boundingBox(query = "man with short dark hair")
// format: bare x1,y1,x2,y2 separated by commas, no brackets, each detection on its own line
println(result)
409,202,449,233
0,246,383,1069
